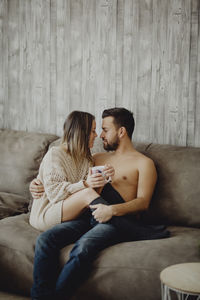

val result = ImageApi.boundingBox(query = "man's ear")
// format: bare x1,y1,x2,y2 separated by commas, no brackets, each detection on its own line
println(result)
118,127,126,138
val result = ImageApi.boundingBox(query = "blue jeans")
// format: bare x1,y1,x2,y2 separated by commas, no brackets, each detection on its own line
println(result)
31,184,169,299
31,212,119,300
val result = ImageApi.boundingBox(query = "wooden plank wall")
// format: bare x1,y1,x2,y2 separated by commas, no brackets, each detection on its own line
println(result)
0,0,199,146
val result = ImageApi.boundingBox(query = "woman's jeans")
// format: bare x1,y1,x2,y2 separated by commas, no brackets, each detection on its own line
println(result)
31,184,169,300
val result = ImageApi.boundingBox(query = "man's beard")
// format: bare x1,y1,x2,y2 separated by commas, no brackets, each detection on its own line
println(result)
103,136,119,151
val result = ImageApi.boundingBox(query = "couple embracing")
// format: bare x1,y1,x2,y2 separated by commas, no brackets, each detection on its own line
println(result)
29,107,169,300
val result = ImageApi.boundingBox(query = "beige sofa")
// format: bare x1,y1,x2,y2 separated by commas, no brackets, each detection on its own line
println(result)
0,129,199,300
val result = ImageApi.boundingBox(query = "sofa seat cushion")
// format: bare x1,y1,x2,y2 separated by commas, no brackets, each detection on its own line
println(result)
0,213,40,295
60,227,200,300
0,213,199,299
0,192,29,220
0,291,30,300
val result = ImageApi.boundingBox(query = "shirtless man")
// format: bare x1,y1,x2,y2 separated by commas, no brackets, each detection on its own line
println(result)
89,108,157,224
30,108,169,300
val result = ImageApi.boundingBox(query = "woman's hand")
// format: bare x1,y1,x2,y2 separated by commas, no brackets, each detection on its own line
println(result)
29,178,44,199
103,164,115,182
85,168,106,188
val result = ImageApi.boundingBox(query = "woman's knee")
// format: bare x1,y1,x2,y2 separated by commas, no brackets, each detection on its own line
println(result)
80,187,99,205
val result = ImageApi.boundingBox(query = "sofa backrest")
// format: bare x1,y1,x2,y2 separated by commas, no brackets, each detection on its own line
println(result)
0,129,58,198
141,143,200,228
1,130,199,228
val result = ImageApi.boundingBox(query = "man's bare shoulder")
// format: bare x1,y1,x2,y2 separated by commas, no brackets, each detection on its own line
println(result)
129,149,156,169
132,151,157,183
132,149,152,160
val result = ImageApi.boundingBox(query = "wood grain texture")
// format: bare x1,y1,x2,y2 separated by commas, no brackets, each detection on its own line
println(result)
0,0,7,128
193,0,200,147
0,0,199,146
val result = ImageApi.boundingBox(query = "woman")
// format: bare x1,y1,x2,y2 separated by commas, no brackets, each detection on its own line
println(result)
29,110,114,231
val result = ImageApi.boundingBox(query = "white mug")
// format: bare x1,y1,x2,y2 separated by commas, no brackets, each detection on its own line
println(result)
91,166,112,183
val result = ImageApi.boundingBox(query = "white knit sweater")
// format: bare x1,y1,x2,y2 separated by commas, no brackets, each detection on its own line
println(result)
29,146,93,231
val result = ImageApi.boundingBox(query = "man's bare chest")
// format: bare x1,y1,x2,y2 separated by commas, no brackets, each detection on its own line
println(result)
96,155,138,186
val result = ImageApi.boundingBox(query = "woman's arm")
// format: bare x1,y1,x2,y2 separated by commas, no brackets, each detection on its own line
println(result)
42,147,87,203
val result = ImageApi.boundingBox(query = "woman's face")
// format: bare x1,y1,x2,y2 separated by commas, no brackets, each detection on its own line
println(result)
89,120,98,148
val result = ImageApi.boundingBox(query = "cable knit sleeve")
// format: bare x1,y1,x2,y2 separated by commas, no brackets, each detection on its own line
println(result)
41,147,85,203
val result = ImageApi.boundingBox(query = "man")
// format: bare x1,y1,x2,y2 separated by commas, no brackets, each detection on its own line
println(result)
30,108,169,300
90,108,157,223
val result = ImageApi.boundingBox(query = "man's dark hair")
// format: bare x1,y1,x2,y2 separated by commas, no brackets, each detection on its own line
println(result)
102,107,135,139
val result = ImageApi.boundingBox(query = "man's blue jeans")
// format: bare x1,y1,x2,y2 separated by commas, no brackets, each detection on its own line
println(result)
31,184,169,299
31,212,119,300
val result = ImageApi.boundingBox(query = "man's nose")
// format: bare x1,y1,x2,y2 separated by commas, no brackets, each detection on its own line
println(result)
100,132,104,138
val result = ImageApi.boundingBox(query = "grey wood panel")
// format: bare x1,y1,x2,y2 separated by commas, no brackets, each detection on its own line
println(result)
188,0,198,146
81,0,96,114
49,0,57,134
55,0,71,135
150,0,166,145
19,0,30,131
32,0,51,133
0,0,7,128
135,0,153,142
0,0,199,146
24,0,32,132
70,0,83,111
7,0,20,130
95,0,117,133
193,0,200,147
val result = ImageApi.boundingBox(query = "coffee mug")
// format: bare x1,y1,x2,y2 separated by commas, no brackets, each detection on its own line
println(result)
91,166,112,183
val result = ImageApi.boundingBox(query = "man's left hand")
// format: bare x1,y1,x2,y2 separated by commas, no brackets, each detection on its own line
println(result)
90,204,113,223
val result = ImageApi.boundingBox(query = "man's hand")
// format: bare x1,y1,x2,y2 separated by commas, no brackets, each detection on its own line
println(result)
103,164,115,182
90,204,113,223
29,178,44,199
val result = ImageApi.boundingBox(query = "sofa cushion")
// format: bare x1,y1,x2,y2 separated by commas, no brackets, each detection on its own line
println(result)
0,212,199,299
0,192,28,220
0,213,40,295
0,291,30,300
62,226,200,300
0,129,58,199
142,144,200,227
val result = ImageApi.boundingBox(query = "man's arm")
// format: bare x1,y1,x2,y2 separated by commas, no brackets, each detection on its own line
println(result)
112,158,157,216
90,158,157,223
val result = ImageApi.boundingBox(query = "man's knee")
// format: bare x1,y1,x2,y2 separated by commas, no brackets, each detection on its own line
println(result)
35,228,58,253
70,238,96,262
35,231,50,252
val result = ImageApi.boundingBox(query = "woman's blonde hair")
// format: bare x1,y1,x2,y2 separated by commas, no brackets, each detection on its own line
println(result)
62,111,95,164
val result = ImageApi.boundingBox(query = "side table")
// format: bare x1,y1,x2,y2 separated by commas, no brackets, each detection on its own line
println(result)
160,263,200,300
